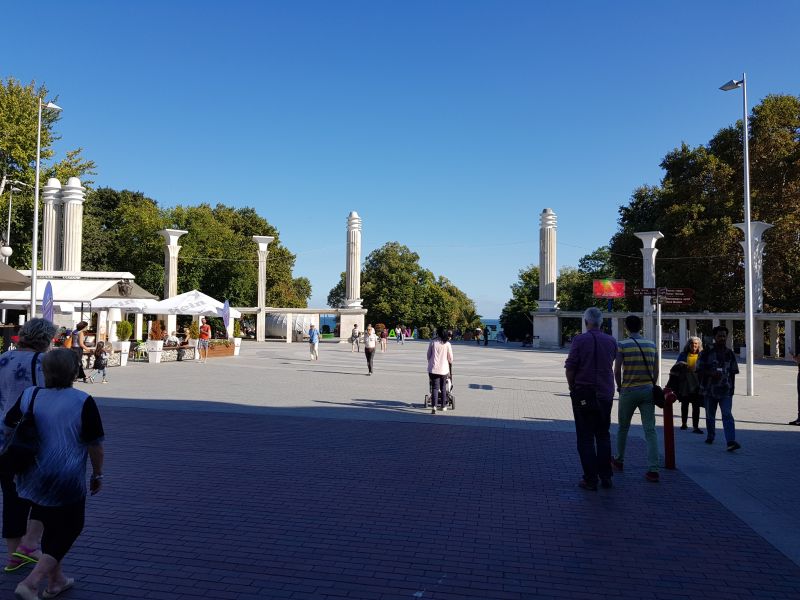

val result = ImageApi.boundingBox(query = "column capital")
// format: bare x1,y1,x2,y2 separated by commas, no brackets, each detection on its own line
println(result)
42,178,62,204
253,235,275,253
734,221,773,242
634,231,664,249
347,211,361,230
159,229,189,246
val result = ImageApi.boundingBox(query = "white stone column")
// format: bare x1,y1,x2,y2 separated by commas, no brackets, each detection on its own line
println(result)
688,318,697,337
60,178,85,272
253,236,274,342
679,318,688,349
754,320,764,359
735,221,772,313
284,312,293,344
769,321,780,358
538,208,558,311
159,229,188,334
41,178,62,271
97,310,108,340
134,313,144,341
712,318,720,328
611,317,622,341
344,212,362,308
634,232,664,340
533,209,561,348
785,319,796,360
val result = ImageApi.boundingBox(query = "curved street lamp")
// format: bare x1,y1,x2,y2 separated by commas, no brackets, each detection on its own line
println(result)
720,74,754,396
29,99,62,317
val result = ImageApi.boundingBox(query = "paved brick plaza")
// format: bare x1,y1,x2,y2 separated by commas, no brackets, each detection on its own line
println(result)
3,340,800,599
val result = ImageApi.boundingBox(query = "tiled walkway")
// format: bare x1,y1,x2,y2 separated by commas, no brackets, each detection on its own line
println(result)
3,340,800,599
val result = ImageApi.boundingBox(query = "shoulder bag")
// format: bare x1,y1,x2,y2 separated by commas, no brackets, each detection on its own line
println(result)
631,338,665,408
570,333,601,411
1,386,42,474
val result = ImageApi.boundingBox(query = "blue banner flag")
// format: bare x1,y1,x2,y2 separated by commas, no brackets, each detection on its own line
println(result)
42,281,54,322
222,300,230,330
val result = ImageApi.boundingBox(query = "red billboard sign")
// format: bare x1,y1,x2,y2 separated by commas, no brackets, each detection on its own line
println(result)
593,279,626,299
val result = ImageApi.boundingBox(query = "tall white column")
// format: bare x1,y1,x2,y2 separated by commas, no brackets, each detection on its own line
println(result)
786,319,796,360
679,318,688,349
634,231,664,340
725,320,735,350
60,177,85,272
158,229,188,334
769,321,779,358
344,212,362,308
537,208,558,311
134,313,144,341
734,221,772,313
41,178,61,271
253,236,274,342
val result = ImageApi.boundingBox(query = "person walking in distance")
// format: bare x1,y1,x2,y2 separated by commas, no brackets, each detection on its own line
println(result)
379,326,388,353
697,325,740,450
790,350,800,426
612,315,660,482
198,317,212,363
350,324,361,352
427,328,454,414
396,324,404,345
565,307,618,491
363,326,377,375
484,325,490,346
308,324,320,361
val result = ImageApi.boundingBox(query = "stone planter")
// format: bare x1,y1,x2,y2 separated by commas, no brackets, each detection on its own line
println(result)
146,340,164,364
187,338,199,361
112,340,131,367
233,337,242,356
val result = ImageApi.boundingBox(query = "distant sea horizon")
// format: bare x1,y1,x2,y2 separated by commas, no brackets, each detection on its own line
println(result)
320,315,499,330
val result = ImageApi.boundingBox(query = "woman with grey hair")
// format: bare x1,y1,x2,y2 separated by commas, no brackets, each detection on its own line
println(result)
6,349,105,600
674,336,704,433
0,318,56,573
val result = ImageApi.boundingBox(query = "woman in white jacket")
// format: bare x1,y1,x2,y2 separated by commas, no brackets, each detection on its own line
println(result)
363,326,378,375
427,328,453,413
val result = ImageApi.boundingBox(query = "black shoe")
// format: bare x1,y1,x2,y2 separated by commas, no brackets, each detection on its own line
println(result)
726,441,741,452
645,471,660,483
600,478,613,489
680,424,688,430
692,428,704,434
789,419,800,426
578,479,598,491
610,458,624,471
705,437,714,444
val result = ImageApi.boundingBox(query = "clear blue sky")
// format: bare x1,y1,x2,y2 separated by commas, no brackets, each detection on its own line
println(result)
3,1,799,317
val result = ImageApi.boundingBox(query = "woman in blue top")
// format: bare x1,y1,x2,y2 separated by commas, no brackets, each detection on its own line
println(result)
0,318,56,573
8,349,105,600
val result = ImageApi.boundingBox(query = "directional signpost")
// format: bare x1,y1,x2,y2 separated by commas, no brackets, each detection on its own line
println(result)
632,287,695,306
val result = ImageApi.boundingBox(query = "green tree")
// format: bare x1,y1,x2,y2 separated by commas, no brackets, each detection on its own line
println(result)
609,94,800,313
499,265,538,341
1,78,96,268
329,242,479,330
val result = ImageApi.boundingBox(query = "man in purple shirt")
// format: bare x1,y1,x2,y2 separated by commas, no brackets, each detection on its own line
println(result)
565,307,619,491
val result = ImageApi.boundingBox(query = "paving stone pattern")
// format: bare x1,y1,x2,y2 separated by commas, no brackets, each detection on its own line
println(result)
2,340,799,599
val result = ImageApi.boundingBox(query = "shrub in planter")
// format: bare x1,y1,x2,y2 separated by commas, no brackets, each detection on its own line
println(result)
233,320,242,338
115,320,133,341
419,326,431,340
150,319,164,340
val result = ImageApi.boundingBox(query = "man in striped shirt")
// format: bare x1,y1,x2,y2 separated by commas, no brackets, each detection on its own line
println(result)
612,315,660,482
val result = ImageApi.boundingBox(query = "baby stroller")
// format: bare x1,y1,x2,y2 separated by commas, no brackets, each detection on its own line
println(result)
424,369,455,411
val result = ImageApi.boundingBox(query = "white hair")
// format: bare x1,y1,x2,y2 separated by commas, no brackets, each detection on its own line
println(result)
583,307,603,329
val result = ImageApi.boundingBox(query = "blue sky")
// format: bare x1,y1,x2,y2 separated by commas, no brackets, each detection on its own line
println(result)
3,1,799,317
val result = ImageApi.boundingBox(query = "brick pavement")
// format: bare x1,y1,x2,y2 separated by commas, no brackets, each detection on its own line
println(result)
2,340,799,599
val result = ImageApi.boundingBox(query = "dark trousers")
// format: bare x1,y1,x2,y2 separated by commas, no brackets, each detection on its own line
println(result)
429,373,447,408
30,500,85,562
681,393,702,429
571,399,613,483
796,372,800,419
365,348,375,373
72,348,86,380
0,461,31,539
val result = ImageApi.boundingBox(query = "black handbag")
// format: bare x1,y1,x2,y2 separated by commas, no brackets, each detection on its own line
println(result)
570,333,601,411
1,386,41,474
632,339,665,408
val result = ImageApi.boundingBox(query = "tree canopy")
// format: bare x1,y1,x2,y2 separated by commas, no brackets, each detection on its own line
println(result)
609,94,800,313
328,241,480,330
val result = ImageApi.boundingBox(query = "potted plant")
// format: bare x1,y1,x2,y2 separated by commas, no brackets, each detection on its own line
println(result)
146,319,165,364
232,320,243,356
113,320,133,367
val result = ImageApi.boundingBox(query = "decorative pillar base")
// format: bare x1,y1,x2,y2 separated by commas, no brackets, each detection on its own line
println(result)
533,313,561,349
537,301,559,312
338,310,366,343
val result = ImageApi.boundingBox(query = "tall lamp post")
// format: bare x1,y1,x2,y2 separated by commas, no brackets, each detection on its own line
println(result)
29,99,62,318
720,74,754,396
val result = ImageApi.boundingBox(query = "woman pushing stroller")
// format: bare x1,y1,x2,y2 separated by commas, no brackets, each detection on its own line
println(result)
427,328,454,414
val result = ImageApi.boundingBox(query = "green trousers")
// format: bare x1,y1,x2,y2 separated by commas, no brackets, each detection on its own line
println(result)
616,387,659,472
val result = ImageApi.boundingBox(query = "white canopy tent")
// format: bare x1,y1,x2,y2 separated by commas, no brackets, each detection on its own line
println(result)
148,290,242,318
90,297,159,312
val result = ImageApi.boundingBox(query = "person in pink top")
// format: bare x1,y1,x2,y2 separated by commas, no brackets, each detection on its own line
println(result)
427,328,454,414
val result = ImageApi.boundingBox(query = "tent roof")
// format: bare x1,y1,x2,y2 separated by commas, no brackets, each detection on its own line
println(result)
97,280,158,300
90,297,159,312
0,263,31,291
0,279,117,303
148,290,242,318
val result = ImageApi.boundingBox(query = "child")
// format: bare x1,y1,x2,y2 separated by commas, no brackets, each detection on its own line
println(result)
90,341,109,383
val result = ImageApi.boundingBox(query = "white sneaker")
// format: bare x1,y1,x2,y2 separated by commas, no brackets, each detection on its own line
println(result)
442,406,449,411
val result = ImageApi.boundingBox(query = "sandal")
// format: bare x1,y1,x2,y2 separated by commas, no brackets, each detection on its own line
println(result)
12,544,41,563
42,577,75,598
4,554,35,572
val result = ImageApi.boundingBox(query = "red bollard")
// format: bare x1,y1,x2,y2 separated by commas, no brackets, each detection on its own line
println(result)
663,389,677,470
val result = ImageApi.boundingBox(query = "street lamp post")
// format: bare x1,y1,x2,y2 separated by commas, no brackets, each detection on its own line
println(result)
29,99,62,318
720,74,755,396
